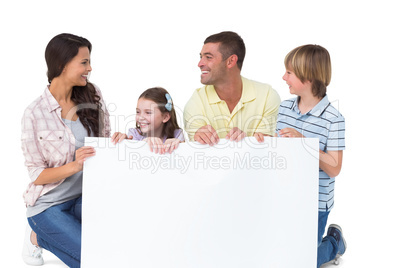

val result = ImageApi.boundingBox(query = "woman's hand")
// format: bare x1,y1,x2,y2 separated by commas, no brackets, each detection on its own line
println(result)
144,137,165,154
33,146,96,185
73,146,96,172
164,138,181,154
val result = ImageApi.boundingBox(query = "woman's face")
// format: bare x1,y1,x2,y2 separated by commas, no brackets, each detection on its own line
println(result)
61,46,92,87
136,97,170,138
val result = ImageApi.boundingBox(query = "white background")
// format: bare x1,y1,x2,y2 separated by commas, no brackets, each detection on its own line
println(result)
1,0,400,267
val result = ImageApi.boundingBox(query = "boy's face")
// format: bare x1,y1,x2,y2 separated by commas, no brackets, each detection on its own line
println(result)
282,68,311,96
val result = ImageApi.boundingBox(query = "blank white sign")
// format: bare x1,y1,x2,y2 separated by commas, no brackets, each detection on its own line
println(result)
82,137,318,268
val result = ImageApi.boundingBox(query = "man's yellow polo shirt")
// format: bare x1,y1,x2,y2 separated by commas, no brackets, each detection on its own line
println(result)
183,77,281,141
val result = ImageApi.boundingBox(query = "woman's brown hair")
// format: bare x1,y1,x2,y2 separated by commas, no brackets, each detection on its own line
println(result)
45,33,104,136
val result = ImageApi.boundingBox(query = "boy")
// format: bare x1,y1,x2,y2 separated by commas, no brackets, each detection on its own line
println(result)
276,44,346,267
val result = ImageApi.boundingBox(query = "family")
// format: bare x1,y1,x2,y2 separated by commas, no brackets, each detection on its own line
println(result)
21,31,346,268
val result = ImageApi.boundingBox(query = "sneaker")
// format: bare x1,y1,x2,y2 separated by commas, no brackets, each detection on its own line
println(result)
22,225,44,266
327,224,347,265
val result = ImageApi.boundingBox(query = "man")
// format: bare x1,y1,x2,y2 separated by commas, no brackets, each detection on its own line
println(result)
183,31,280,145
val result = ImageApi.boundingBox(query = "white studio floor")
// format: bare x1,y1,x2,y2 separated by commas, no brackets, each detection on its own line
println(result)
17,245,347,268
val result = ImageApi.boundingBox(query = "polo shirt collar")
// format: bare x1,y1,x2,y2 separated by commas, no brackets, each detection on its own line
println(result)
206,85,221,104
206,76,256,105
310,95,330,117
292,95,330,117
42,86,61,112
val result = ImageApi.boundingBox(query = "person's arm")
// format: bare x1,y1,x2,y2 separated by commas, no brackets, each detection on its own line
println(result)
278,127,343,177
32,146,96,185
319,150,343,178
253,88,281,137
183,91,216,143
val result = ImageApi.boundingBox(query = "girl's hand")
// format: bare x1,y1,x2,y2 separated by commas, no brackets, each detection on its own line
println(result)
164,138,181,154
111,132,132,144
278,128,305,138
73,146,96,172
144,137,164,154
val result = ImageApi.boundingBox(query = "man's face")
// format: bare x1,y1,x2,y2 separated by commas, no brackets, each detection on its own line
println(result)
198,42,227,85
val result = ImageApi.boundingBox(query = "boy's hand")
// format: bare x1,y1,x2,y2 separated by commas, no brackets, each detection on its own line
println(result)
278,128,305,138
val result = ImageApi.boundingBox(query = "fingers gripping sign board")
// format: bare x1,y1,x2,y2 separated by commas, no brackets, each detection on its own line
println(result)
82,137,319,268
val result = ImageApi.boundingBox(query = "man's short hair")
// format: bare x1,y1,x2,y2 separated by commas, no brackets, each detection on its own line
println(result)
204,31,246,70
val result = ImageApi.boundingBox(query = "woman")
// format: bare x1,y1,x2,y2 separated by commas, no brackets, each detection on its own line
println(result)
21,33,110,267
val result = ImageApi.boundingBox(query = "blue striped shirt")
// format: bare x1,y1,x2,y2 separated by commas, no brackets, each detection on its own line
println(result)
276,95,345,211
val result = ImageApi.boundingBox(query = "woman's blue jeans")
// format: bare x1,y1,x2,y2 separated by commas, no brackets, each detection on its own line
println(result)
317,211,338,267
28,196,82,268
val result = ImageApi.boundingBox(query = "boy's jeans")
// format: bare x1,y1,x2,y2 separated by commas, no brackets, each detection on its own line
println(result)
317,211,338,267
28,196,82,268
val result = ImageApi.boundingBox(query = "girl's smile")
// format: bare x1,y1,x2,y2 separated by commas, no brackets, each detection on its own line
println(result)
136,98,170,138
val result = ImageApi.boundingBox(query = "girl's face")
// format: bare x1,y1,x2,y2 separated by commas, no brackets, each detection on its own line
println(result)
136,97,170,138
61,46,92,87
282,68,311,96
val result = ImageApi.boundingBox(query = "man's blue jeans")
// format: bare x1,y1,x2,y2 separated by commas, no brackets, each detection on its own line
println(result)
317,211,338,267
28,196,82,268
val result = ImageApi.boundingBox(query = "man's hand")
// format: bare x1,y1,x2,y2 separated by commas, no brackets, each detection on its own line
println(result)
225,127,246,142
194,125,219,146
253,132,267,143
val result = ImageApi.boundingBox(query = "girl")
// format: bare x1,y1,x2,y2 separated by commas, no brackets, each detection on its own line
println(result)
111,87,184,154
276,45,346,267
21,33,110,267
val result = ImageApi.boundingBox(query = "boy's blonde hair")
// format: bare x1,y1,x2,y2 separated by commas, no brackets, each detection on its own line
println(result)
284,45,331,99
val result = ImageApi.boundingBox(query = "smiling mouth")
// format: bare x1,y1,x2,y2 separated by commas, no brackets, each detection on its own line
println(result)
82,73,91,80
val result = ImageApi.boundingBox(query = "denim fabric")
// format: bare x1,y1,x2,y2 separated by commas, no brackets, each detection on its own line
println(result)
28,196,82,268
317,211,338,267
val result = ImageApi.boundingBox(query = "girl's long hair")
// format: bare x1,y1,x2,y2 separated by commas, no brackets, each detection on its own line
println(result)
136,87,181,139
45,33,104,136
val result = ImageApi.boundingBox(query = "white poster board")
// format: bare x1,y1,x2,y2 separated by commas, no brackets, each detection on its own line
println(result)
82,137,318,268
